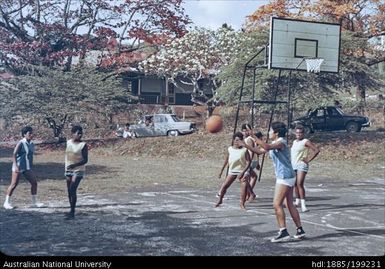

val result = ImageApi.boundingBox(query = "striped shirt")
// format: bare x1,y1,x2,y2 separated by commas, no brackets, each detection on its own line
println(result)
13,138,34,172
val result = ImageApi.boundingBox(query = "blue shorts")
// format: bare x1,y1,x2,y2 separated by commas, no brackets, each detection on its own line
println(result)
293,161,309,172
65,171,85,179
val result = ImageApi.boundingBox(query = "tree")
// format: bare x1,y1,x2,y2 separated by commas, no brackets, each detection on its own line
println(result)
241,0,385,109
0,0,190,73
138,26,254,115
0,66,130,138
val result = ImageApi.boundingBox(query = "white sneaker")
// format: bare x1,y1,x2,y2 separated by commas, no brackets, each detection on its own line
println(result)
31,202,44,208
3,202,14,210
301,206,309,212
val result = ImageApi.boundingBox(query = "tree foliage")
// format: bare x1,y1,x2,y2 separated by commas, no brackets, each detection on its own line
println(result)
0,0,190,73
0,66,129,138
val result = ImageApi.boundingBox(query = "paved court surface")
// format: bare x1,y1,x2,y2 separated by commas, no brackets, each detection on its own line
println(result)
0,177,384,258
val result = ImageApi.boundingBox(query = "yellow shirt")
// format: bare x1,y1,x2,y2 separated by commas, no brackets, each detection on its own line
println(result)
291,139,309,165
228,146,247,175
65,139,86,172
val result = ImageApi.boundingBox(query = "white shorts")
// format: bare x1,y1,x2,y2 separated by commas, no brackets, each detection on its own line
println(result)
276,177,296,187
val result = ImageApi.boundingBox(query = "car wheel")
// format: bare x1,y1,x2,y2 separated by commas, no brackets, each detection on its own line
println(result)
167,130,179,137
346,122,360,132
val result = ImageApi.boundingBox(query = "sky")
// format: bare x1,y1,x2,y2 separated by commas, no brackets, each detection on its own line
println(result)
183,0,268,30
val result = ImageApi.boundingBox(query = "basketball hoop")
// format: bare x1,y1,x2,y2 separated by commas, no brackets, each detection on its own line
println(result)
305,58,324,73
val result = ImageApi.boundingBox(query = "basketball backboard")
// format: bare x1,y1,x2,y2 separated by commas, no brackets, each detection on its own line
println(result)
268,17,341,73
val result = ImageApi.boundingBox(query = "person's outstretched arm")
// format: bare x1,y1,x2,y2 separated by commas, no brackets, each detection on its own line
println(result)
219,151,229,178
304,140,320,164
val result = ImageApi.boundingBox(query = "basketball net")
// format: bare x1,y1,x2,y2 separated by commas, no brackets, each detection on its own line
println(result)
305,58,324,73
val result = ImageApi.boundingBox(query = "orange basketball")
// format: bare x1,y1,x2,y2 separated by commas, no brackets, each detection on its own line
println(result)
206,115,223,133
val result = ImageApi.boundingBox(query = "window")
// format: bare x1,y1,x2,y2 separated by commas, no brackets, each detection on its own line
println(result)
327,107,339,116
316,109,325,117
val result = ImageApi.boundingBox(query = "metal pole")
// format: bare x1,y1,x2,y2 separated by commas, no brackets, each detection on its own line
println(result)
251,68,256,128
233,46,268,135
287,71,292,141
258,69,282,182
233,67,247,136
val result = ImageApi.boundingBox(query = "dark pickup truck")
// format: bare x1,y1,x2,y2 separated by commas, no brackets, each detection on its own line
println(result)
291,106,370,134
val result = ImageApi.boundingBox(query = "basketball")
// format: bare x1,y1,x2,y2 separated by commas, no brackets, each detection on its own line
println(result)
206,115,223,133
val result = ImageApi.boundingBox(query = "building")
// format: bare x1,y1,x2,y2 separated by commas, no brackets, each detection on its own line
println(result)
122,72,214,106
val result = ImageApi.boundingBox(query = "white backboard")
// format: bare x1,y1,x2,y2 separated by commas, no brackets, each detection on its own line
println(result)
269,17,341,73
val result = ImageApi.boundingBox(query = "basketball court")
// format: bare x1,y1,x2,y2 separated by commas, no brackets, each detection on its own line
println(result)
0,177,384,257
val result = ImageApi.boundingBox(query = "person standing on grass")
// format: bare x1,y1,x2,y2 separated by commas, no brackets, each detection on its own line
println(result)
3,126,44,209
242,122,305,242
64,125,88,220
291,125,320,212
216,132,254,210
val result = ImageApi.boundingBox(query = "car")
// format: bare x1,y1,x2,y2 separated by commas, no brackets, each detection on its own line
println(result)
290,106,370,134
122,114,196,138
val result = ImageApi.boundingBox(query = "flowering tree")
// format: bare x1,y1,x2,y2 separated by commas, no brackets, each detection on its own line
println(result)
0,0,190,73
139,26,253,114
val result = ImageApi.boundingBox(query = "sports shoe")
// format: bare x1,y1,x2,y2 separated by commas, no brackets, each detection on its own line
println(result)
31,202,44,208
301,206,309,212
271,229,291,243
3,202,14,210
294,227,306,239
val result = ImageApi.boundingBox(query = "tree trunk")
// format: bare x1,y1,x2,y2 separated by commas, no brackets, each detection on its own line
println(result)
355,85,366,115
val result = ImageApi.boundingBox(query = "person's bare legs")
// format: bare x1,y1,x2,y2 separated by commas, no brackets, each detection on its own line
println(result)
294,171,300,204
23,170,37,195
239,179,248,210
273,183,290,229
3,171,21,209
284,187,302,228
249,169,258,190
24,170,44,207
215,175,236,207
296,171,308,211
6,171,21,197
296,171,306,199
66,175,82,219
246,170,257,201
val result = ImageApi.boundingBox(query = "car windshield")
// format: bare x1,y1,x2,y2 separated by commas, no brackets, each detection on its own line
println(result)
171,115,181,122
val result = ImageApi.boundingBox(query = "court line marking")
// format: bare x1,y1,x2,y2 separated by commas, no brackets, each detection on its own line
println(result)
163,191,385,240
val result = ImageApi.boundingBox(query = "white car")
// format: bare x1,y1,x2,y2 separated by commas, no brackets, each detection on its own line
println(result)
128,114,196,137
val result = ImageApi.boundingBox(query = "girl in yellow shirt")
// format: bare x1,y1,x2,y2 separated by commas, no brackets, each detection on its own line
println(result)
216,132,253,210
64,125,88,220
